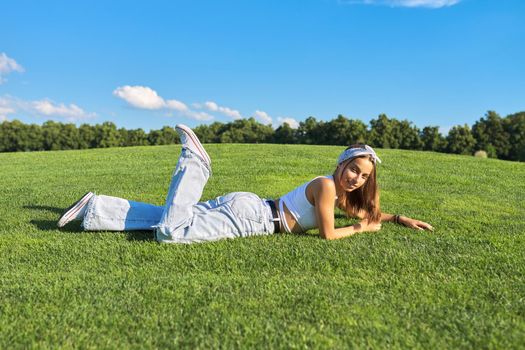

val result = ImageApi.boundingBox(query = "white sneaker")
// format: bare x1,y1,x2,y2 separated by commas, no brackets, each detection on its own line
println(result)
57,192,94,228
175,124,211,168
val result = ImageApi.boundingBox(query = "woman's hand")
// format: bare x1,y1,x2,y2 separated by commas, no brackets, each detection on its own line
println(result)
399,216,434,231
358,220,382,233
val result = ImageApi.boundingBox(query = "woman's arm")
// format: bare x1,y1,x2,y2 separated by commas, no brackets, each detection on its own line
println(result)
381,212,434,231
330,221,382,240
312,178,381,240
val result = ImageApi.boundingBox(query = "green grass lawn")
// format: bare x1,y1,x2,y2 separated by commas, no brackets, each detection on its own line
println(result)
1,144,524,349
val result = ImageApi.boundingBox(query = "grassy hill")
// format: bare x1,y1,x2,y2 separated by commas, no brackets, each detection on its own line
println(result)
0,144,524,348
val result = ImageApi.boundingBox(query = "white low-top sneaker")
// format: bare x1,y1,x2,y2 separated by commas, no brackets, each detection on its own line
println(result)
57,192,94,228
175,124,211,168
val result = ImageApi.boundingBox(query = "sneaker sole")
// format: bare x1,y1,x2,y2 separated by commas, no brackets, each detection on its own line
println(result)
57,192,94,228
176,125,211,165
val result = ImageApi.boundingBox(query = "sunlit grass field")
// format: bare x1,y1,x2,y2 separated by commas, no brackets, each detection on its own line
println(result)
1,144,524,348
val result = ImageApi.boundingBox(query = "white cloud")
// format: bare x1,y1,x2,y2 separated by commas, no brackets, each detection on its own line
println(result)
113,86,300,125
185,110,214,121
0,53,24,84
32,99,96,121
113,85,214,121
204,101,219,111
277,117,300,129
113,85,168,110
198,100,242,119
253,110,273,125
0,97,15,120
339,0,461,8
165,99,188,112
0,95,96,122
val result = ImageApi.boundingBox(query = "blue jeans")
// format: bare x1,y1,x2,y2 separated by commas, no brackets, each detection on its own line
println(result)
82,148,276,243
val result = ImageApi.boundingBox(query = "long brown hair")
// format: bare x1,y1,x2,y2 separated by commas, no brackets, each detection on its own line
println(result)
334,144,381,223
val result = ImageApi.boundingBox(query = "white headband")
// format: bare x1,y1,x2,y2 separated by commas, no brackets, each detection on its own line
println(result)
337,145,382,165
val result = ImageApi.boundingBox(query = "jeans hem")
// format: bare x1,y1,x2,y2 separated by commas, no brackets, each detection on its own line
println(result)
183,147,212,176
81,193,97,230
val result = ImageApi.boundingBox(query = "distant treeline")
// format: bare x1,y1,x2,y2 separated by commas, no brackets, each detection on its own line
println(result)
1,110,524,161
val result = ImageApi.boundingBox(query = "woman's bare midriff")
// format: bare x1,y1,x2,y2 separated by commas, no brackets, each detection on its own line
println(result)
274,198,304,234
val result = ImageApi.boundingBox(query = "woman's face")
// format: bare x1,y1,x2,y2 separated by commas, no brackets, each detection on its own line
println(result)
336,157,374,193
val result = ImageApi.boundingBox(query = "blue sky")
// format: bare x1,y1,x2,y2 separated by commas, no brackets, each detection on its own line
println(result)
1,0,524,133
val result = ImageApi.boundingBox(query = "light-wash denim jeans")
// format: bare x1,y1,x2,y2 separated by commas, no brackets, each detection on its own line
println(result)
82,148,276,243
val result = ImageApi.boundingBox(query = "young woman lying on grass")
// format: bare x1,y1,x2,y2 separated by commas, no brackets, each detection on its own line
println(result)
58,124,433,243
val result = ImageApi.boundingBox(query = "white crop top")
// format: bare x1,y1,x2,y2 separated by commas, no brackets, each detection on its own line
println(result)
278,175,337,233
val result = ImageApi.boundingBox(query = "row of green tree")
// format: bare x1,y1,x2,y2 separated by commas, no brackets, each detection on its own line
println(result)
1,110,524,161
